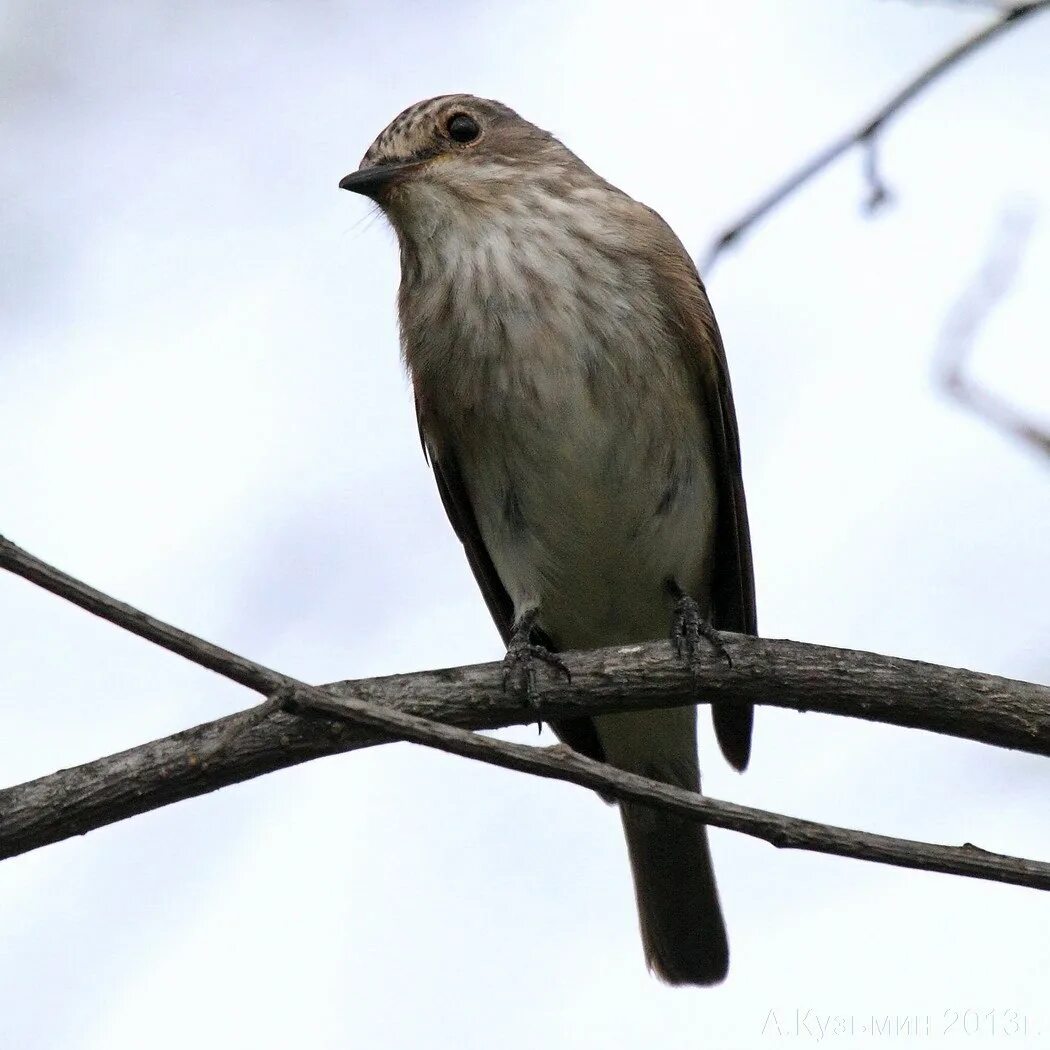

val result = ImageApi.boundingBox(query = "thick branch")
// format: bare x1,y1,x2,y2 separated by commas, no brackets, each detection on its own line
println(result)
2,633,1048,860
699,2,1050,271
2,535,1048,889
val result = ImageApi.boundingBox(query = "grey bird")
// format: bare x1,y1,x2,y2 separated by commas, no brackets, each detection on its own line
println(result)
340,95,756,985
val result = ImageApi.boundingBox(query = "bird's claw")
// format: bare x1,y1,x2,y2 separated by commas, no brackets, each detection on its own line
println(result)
502,638,570,714
671,594,732,670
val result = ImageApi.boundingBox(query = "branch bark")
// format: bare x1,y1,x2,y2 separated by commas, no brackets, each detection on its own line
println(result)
2,535,1048,891
699,2,1050,271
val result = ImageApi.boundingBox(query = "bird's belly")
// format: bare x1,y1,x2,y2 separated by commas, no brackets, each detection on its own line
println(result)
463,394,718,651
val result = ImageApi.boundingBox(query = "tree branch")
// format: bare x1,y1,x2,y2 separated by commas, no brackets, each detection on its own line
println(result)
934,201,1050,459
699,2,1050,271
2,535,1048,891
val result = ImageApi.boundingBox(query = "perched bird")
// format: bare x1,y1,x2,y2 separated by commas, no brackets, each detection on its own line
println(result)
340,95,756,986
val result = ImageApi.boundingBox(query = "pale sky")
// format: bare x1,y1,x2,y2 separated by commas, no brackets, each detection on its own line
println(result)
2,2,1048,1047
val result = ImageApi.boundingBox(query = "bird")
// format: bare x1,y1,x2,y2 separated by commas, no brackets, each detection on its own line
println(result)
339,94,756,986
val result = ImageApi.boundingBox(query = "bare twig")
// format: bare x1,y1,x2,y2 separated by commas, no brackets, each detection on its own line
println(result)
285,689,1050,891
1,534,1048,891
935,202,1049,458
699,2,1050,271
893,1,1046,10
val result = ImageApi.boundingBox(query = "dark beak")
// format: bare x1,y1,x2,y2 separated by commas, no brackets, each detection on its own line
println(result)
338,161,420,198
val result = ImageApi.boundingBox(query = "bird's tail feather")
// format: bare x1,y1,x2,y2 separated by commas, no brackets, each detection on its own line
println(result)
620,798,729,985
595,707,729,985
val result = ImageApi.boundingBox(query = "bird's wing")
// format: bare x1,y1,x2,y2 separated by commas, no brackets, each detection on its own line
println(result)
421,418,514,645
694,289,757,637
688,287,757,770
643,212,758,769
417,402,607,763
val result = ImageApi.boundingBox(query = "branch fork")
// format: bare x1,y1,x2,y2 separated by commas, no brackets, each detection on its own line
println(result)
1,534,1048,892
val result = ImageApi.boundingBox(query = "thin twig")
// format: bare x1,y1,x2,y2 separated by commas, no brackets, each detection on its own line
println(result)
699,2,1050,271
934,202,1049,458
280,687,1050,891
1,534,1048,891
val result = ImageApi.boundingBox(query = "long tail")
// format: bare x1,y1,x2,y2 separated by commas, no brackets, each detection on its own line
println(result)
620,798,728,984
595,706,729,985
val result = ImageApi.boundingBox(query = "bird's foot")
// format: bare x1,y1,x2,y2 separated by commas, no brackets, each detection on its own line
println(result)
670,592,732,670
502,611,570,715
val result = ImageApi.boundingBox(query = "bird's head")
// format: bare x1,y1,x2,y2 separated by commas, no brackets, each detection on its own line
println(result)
339,94,595,237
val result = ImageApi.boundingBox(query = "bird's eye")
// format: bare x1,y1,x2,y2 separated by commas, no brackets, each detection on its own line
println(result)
447,113,480,144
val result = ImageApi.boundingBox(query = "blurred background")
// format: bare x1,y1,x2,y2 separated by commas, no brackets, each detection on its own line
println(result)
1,1,1048,1046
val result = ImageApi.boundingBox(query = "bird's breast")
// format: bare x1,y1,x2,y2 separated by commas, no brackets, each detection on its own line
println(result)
405,218,718,648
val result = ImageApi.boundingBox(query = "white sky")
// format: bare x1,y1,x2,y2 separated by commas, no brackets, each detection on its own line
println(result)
1,2,1048,1047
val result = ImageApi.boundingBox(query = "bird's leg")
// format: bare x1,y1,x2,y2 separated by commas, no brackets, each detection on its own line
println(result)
502,606,571,714
666,579,732,669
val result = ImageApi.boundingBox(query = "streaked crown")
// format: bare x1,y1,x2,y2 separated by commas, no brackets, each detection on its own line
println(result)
360,94,522,169
344,94,604,215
